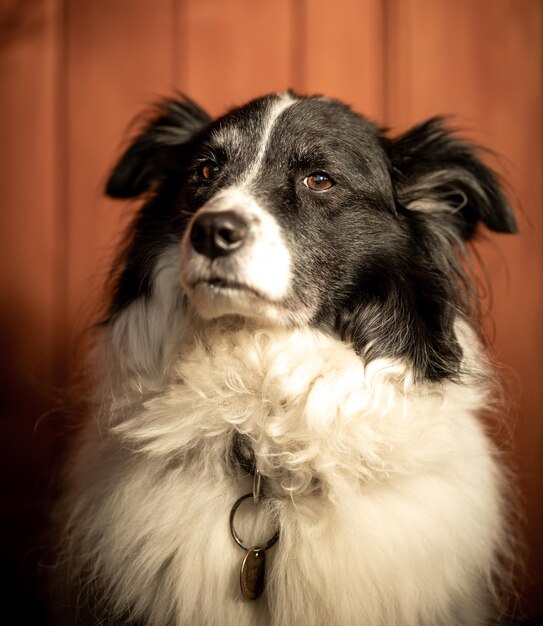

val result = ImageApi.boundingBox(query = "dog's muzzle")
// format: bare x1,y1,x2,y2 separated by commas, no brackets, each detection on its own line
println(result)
179,188,295,322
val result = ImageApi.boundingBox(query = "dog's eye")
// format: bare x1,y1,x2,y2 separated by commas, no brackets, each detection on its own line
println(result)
197,160,220,181
303,172,335,191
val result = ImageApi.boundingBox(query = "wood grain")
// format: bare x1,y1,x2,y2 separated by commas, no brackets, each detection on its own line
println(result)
0,0,63,620
176,0,293,116
0,0,62,492
302,0,386,122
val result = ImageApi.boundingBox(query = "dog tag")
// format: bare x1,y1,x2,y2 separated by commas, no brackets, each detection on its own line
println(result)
240,547,266,600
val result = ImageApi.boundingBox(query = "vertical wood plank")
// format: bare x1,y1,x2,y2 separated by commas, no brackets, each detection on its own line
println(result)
386,0,543,615
0,0,63,619
0,0,61,386
0,0,61,491
175,0,386,131
302,0,386,122
176,0,293,116
65,0,175,345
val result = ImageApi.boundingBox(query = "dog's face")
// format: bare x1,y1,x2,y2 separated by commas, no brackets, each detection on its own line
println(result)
178,94,398,327
106,93,516,380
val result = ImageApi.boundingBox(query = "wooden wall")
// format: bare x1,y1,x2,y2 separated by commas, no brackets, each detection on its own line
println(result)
1,0,541,621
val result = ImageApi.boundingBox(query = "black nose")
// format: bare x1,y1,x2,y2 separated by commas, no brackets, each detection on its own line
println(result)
190,210,249,259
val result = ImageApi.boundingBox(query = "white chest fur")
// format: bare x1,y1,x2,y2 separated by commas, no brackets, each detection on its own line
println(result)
64,323,506,626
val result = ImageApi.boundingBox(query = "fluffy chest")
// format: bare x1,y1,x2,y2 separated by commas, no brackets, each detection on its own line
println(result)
113,325,482,500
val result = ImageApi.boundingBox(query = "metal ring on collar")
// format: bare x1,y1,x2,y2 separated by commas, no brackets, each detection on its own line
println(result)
229,492,280,551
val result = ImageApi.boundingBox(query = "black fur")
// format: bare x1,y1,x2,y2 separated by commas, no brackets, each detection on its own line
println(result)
106,95,211,199
106,97,212,316
389,117,517,238
105,93,516,381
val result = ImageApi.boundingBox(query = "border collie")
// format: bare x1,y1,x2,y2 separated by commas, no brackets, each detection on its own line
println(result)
57,92,517,625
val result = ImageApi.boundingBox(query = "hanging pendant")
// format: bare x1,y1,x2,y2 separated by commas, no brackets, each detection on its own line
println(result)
230,492,280,601
240,546,266,600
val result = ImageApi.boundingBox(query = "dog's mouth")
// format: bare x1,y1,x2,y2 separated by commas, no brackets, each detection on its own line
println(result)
183,269,309,326
192,277,265,300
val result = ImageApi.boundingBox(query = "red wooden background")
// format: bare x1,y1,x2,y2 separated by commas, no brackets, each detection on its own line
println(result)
1,0,541,622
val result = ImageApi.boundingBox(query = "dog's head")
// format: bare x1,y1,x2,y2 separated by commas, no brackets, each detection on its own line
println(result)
106,93,516,381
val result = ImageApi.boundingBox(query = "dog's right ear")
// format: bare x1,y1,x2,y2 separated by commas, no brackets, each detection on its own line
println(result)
105,96,212,199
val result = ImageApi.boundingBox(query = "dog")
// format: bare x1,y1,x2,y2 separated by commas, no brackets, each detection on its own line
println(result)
57,92,517,625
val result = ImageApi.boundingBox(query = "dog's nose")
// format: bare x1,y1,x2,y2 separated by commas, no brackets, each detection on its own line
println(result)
190,210,249,259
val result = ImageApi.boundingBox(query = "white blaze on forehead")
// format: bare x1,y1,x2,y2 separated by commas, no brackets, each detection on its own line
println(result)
242,92,296,186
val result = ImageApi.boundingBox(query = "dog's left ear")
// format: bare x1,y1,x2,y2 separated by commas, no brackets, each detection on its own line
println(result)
106,96,212,199
388,117,517,239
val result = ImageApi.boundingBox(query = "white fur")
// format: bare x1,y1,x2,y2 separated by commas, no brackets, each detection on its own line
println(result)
241,93,296,187
61,250,508,626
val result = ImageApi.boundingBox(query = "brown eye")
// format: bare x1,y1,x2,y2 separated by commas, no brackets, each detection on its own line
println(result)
303,171,335,191
197,160,220,180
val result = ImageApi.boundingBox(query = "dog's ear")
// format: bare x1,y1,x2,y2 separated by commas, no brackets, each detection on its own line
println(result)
105,96,212,199
388,117,517,239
